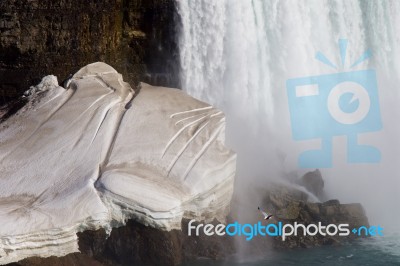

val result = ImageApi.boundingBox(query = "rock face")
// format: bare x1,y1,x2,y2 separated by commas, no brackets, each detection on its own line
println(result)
7,219,235,266
298,169,325,199
0,0,178,104
0,62,236,264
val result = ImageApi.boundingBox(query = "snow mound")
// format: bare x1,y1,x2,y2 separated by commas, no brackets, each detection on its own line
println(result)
23,75,59,97
0,62,236,264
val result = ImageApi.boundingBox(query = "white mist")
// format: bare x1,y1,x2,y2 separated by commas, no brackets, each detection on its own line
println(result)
177,0,400,232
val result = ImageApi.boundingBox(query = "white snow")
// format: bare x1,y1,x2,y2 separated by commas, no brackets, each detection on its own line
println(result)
0,62,236,264
23,75,59,97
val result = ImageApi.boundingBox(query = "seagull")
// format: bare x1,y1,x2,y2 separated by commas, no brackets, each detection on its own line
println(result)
258,206,274,220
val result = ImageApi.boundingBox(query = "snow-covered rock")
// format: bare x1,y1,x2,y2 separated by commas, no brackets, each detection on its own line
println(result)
23,75,59,98
0,62,236,264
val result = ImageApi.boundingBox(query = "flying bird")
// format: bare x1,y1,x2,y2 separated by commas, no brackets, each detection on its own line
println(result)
258,206,273,220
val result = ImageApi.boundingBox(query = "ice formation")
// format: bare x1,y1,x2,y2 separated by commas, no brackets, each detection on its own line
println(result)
0,62,236,264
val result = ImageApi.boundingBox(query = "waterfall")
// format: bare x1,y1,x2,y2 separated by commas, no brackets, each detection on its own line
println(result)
177,0,400,228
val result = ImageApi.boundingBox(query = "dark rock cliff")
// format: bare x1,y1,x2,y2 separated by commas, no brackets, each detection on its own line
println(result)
7,219,235,266
0,0,179,104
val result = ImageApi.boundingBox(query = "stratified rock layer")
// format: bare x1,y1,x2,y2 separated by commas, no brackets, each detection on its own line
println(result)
0,62,236,264
0,0,178,104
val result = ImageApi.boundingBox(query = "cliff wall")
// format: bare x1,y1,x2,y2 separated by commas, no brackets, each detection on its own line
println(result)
0,0,179,104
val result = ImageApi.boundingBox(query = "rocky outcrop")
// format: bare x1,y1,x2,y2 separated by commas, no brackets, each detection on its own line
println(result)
0,0,179,104
262,182,369,249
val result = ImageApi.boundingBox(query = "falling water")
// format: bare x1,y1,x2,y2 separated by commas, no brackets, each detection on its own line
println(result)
177,0,400,244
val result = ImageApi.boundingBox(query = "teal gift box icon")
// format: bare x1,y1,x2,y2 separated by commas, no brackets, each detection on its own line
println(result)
287,67,382,168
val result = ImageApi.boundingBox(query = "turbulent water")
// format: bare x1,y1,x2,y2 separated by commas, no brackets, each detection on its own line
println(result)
177,0,400,264
184,234,400,265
